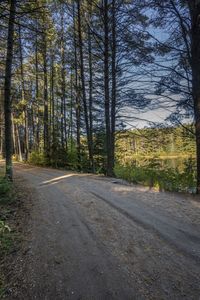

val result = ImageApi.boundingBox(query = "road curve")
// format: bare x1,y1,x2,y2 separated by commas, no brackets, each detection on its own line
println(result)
13,163,200,300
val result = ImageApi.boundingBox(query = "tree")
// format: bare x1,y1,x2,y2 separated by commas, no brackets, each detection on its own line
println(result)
189,1,200,193
77,0,94,171
147,0,200,193
1,0,196,190
4,0,17,180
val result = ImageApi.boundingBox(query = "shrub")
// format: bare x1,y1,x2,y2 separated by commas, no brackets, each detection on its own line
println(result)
28,151,47,166
114,164,196,193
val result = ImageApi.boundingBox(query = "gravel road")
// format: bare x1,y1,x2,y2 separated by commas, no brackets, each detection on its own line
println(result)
12,163,200,299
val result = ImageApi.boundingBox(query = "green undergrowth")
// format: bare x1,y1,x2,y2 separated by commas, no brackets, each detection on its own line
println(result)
28,151,47,166
28,150,93,172
28,150,197,193
114,163,196,193
28,150,69,168
0,170,16,298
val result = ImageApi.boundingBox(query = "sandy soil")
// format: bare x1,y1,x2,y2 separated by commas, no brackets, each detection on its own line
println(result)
6,163,200,299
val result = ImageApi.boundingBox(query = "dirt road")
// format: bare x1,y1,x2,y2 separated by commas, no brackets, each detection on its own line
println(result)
12,163,200,299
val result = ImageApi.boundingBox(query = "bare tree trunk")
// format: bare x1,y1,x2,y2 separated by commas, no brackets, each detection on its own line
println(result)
35,32,40,150
50,48,55,150
31,104,35,149
77,0,94,171
88,5,94,171
0,91,3,157
49,50,52,150
103,0,112,176
69,69,73,150
11,114,17,157
0,120,3,156
16,125,22,162
0,103,4,157
61,9,67,151
4,0,16,180
110,0,116,175
19,25,29,161
73,3,81,169
43,34,49,159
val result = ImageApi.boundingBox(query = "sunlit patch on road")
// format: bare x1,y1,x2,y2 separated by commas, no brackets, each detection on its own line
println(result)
40,174,75,187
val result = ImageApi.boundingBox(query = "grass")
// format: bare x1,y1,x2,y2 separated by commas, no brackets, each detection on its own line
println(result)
0,170,15,298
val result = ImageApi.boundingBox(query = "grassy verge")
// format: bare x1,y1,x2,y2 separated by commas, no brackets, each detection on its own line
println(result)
114,164,196,193
0,170,18,298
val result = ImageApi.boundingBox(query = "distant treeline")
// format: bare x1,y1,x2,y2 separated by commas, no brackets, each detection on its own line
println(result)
116,125,195,164
114,125,196,192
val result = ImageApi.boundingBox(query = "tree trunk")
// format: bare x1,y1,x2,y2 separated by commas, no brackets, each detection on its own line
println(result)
12,114,17,156
103,0,112,176
35,32,40,150
0,108,4,157
16,125,22,162
43,34,49,159
50,47,55,150
19,25,29,161
31,104,35,149
88,8,94,171
4,0,16,180
73,3,81,169
190,1,200,193
77,0,94,171
70,69,73,150
61,9,67,151
110,0,116,175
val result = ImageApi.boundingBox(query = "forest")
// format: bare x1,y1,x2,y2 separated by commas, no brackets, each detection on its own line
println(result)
0,0,200,192
1,1,200,299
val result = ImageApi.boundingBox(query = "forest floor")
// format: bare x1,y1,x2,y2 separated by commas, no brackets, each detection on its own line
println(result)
2,162,200,299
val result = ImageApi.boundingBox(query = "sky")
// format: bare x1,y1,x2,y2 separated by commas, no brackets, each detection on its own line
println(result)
125,17,190,129
132,108,171,128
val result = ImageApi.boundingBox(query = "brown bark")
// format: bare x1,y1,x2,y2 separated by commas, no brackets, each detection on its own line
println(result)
19,25,29,161
12,114,16,156
35,32,40,150
43,34,49,158
110,0,116,175
77,0,94,171
88,6,94,171
70,69,73,150
4,0,16,180
50,48,55,149
61,9,67,151
16,125,22,161
73,3,81,169
103,0,113,176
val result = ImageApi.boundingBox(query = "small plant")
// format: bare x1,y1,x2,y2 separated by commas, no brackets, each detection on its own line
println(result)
0,178,11,197
0,221,11,234
0,221,13,257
